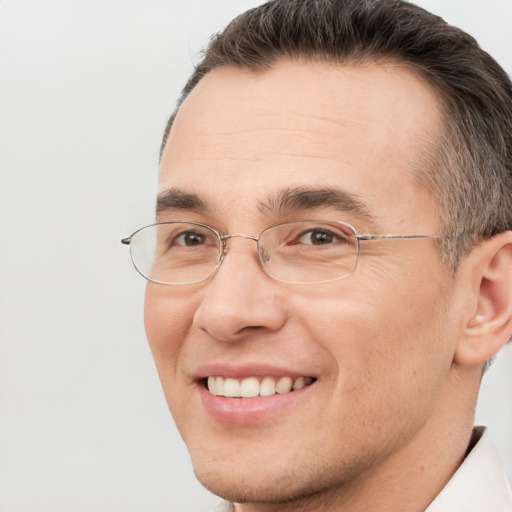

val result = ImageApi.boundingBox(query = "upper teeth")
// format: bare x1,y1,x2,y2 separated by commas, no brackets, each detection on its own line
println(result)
207,376,313,398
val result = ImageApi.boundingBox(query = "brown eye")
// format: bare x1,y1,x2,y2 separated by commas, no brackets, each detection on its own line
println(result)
297,228,343,245
178,231,206,246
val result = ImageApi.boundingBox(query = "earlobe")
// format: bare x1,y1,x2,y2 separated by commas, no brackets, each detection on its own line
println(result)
454,231,512,366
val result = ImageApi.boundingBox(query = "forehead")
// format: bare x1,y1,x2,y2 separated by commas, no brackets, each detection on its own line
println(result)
159,60,442,231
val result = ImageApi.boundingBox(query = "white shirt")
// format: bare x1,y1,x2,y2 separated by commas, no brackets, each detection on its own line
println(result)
213,427,512,511
426,427,512,511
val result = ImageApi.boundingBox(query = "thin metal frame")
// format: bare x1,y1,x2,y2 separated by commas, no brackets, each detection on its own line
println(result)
121,221,440,285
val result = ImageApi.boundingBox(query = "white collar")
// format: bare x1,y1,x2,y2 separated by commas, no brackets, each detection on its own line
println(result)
426,426,512,511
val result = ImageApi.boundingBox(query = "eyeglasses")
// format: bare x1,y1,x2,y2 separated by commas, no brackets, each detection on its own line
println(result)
121,220,439,285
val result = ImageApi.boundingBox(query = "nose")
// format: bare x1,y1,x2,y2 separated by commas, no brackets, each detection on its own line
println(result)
192,237,287,343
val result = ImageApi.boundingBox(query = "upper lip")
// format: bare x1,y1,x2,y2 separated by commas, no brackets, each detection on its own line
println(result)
192,363,317,381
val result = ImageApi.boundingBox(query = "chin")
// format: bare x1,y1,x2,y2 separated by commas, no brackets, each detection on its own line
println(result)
190,452,352,506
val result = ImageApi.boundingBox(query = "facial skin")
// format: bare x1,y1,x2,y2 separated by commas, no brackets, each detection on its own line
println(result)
145,61,482,511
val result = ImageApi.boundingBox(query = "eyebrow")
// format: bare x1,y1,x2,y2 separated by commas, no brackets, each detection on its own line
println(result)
156,189,208,214
156,185,375,223
258,186,375,221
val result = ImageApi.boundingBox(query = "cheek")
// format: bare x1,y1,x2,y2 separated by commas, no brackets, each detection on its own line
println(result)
143,284,197,376
144,285,203,434
294,269,454,407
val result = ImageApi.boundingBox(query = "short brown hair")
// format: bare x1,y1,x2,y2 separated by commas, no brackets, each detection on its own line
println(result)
161,0,512,268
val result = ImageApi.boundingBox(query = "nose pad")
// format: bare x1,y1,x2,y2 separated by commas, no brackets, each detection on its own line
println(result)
259,246,270,263
221,238,229,257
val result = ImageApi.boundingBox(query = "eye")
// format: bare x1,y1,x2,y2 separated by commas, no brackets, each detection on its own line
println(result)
174,230,207,246
296,228,346,246
159,224,219,251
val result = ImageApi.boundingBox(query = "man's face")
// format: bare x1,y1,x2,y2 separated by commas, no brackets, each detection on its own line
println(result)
145,61,460,503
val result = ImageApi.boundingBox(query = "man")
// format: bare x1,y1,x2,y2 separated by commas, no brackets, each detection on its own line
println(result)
122,0,512,510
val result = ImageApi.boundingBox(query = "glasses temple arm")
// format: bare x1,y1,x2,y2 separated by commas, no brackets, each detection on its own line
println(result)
357,234,440,241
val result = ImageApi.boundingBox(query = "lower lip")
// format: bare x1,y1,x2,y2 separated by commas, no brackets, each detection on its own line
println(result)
197,383,312,425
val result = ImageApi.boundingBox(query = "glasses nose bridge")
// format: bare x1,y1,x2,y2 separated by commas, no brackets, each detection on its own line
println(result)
218,233,272,275
220,233,259,254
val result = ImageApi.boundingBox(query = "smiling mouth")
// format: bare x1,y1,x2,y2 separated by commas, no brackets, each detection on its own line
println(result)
204,376,316,398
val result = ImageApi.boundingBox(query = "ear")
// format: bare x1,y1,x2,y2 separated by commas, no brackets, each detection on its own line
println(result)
454,231,512,366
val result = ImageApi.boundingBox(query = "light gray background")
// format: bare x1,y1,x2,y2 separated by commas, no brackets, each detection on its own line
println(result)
1,1,511,511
